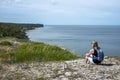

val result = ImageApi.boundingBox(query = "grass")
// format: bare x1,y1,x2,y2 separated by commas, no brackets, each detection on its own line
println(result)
0,41,12,46
0,42,79,63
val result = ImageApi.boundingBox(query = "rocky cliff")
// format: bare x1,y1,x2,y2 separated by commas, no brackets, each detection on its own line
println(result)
0,57,120,80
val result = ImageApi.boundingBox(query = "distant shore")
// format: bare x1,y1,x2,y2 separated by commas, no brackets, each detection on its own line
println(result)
0,22,43,39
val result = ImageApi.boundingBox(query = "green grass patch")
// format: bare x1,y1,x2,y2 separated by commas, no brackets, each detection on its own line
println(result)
16,39,29,42
0,42,79,63
0,41,12,46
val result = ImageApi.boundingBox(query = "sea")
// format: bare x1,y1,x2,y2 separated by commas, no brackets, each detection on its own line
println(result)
26,25,120,56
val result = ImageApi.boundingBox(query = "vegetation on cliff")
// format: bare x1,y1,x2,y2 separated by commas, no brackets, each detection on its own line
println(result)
0,22,43,39
0,40,79,63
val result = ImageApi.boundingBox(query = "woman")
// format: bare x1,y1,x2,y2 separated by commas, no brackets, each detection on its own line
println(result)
85,41,104,64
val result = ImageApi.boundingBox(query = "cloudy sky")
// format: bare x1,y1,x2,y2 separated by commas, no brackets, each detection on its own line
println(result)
0,0,120,25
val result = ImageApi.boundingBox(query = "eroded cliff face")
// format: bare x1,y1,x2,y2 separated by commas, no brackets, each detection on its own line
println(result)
0,57,120,80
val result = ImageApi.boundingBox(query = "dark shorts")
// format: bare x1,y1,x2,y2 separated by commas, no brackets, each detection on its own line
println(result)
93,59,101,64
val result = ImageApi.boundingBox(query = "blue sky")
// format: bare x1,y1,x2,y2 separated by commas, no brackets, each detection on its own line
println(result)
0,0,120,25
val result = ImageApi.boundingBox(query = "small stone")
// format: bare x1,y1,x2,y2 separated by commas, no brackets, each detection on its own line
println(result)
58,71,62,74
59,75,65,78
73,72,78,75
65,72,72,77
61,77,69,80
0,65,3,70
45,74,51,77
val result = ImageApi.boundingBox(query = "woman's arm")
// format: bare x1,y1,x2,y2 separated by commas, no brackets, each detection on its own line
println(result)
86,49,94,56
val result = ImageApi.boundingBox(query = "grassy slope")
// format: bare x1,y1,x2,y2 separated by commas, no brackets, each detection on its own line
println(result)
0,41,79,63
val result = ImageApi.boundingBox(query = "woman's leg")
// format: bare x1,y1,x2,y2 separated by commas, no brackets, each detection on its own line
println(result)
85,56,89,63
86,55,94,64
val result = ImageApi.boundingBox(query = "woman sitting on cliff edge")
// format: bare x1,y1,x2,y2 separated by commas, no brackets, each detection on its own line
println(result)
85,41,104,64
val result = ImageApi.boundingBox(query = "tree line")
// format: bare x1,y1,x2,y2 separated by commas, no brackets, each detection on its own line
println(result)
0,22,43,39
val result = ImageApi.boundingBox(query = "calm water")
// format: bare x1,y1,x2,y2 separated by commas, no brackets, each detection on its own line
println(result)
27,25,120,56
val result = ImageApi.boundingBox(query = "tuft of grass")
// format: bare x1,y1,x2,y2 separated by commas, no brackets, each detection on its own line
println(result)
0,41,12,46
0,42,79,63
16,39,29,42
